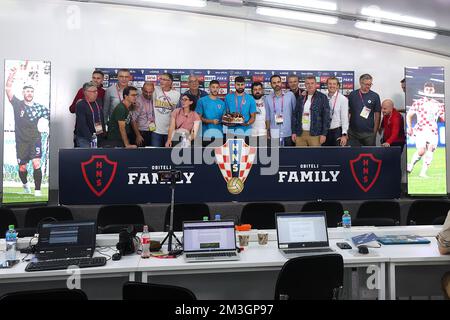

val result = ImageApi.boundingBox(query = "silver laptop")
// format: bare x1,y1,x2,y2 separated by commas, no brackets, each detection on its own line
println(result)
276,212,334,258
183,220,240,262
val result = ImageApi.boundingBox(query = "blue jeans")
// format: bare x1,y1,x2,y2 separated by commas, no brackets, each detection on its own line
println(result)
76,136,92,148
151,133,168,147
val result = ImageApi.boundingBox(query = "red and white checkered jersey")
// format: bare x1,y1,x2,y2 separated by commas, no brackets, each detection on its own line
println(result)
409,97,445,134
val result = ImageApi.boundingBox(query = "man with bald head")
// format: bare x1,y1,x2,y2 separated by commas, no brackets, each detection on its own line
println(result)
131,81,155,147
379,99,405,151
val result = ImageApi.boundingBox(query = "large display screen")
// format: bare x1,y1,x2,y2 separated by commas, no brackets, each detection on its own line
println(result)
405,66,446,195
2,60,51,203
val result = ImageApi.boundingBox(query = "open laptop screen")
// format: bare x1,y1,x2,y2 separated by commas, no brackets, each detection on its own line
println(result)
276,212,329,249
183,220,236,253
38,221,96,250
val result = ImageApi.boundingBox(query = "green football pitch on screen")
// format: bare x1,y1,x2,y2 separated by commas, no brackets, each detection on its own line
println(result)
3,186,49,203
407,147,447,195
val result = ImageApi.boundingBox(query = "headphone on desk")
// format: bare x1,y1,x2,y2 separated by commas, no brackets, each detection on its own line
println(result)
116,225,138,256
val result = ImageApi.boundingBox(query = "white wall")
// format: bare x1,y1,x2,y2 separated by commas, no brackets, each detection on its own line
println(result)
0,0,449,191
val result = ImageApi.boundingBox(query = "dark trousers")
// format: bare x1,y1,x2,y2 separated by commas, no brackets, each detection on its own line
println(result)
324,127,342,146
139,131,153,147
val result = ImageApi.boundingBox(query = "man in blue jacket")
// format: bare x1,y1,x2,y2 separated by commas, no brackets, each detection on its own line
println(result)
292,76,331,146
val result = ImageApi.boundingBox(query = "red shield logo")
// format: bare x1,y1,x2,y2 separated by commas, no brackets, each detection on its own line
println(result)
81,155,117,197
349,153,382,192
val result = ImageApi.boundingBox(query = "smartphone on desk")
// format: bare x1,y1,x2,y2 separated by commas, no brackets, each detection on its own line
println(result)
336,242,352,249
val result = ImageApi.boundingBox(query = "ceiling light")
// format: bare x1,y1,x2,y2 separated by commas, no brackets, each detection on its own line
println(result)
355,21,437,40
261,0,337,11
256,7,338,25
141,0,207,8
361,7,436,27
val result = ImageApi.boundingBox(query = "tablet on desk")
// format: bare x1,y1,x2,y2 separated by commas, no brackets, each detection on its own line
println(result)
377,235,431,245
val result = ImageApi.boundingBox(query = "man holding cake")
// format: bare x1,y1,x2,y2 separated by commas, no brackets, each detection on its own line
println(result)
223,76,257,142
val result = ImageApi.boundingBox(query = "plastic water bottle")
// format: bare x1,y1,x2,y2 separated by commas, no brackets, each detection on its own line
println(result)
91,133,97,148
342,210,352,241
141,225,151,259
215,213,221,221
5,225,17,262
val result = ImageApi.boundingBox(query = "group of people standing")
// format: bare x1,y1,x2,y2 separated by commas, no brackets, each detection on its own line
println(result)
70,69,407,151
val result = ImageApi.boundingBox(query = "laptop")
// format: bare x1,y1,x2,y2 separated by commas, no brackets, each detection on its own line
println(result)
35,220,97,260
275,212,334,258
183,220,240,262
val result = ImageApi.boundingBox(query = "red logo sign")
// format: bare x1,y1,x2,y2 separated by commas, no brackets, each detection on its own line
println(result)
81,155,117,197
349,153,382,192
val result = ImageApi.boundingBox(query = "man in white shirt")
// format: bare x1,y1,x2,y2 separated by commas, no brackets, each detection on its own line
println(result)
323,77,349,146
152,73,181,147
250,82,267,139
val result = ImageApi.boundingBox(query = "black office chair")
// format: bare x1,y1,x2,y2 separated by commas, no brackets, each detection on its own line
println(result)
0,288,87,301
0,207,18,238
274,254,343,300
97,204,148,233
356,200,401,225
301,201,344,228
23,206,73,236
240,202,285,229
432,216,447,225
352,218,396,227
164,203,210,231
122,281,196,300
407,200,450,225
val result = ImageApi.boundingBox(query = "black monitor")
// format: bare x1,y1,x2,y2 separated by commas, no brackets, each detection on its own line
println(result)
36,220,97,260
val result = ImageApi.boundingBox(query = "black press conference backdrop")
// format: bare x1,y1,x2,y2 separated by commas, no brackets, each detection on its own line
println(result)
59,146,401,205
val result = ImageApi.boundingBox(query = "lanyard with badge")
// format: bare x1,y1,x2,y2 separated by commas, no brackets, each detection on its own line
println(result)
358,90,371,119
234,93,246,114
143,97,156,132
162,89,175,108
302,93,315,126
273,94,284,125
115,84,123,103
330,92,339,117
86,99,103,135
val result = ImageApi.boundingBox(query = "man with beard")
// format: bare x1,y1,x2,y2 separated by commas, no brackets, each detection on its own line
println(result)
5,67,50,196
250,82,267,139
196,80,225,147
224,76,256,141
264,75,296,146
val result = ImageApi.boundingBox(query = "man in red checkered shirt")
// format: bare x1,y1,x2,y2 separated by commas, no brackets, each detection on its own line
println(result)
406,82,445,178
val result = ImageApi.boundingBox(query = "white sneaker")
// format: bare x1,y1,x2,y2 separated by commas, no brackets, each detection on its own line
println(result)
34,190,42,197
407,164,413,173
23,184,31,194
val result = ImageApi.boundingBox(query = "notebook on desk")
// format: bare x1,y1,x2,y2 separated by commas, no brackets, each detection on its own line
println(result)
183,220,240,262
25,220,106,272
35,220,97,260
377,235,431,245
275,212,334,259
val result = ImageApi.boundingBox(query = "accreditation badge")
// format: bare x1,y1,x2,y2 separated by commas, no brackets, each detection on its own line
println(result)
360,106,371,119
275,114,284,124
94,122,103,135
149,122,156,132
302,112,310,125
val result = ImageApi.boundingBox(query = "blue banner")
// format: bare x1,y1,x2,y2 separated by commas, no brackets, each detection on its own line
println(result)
59,145,401,205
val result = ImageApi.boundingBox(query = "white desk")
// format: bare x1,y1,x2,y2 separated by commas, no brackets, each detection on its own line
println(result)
0,226,447,300
377,237,450,299
0,248,138,284
138,240,388,300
